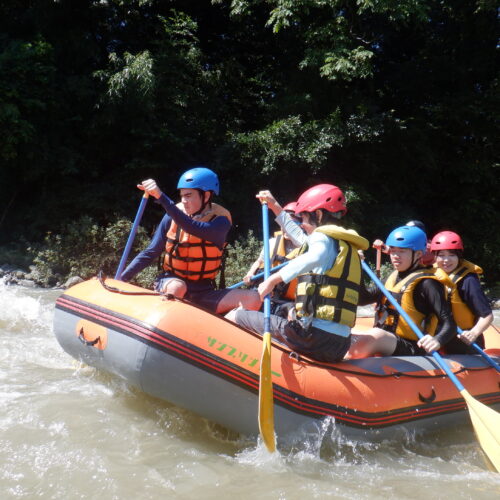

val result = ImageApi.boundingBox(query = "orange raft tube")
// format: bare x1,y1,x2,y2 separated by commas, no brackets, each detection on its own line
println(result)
53,277,500,441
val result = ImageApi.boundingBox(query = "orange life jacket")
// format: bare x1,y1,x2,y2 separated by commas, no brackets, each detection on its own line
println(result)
163,202,231,281
259,232,299,300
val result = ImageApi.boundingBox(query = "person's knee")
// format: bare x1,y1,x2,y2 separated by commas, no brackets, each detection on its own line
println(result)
370,327,389,340
346,334,375,359
162,279,187,298
362,328,396,356
240,290,261,311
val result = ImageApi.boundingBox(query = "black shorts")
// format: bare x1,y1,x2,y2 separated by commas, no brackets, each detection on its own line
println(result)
392,335,427,356
234,310,350,364
443,334,484,355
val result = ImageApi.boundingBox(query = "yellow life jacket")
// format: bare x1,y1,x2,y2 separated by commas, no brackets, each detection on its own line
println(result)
294,225,369,327
446,260,483,330
163,202,231,281
376,267,453,341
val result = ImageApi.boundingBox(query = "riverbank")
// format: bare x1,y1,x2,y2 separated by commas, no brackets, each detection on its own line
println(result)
0,264,82,290
2,263,499,311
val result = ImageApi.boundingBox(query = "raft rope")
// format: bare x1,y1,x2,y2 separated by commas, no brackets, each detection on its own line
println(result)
98,271,162,296
95,273,496,381
306,362,476,380
97,271,198,304
272,346,495,380
283,348,495,379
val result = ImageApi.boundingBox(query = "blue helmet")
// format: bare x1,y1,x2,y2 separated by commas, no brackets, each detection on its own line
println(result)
386,226,427,252
177,167,220,195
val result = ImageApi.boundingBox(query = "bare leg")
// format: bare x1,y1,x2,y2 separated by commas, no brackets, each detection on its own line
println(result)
224,308,237,321
345,328,397,359
161,278,187,298
216,289,261,315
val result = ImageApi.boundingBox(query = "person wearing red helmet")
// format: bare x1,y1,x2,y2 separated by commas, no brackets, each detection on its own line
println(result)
227,184,369,364
430,231,493,354
120,168,261,314
243,201,301,288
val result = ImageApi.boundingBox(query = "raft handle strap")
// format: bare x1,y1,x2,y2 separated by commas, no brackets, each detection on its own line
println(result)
78,327,100,347
418,387,437,403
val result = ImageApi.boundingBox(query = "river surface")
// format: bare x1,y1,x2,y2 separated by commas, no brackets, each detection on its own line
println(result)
1,281,499,499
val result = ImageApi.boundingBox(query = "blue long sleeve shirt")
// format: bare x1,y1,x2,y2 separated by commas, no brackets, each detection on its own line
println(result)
120,193,231,282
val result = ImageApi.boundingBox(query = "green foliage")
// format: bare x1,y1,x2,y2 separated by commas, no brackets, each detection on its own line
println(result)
0,242,33,271
97,51,155,104
0,37,55,165
29,216,151,287
228,113,344,174
320,47,374,82
223,230,262,287
0,0,497,284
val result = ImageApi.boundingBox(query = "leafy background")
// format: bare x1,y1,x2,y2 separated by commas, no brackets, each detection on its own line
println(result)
0,1,497,285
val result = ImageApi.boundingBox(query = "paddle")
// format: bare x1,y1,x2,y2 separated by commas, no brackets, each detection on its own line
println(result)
457,327,500,373
258,201,276,452
114,193,149,280
376,246,382,278
361,260,500,472
228,261,289,290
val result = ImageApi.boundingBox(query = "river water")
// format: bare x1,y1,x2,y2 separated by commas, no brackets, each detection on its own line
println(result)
1,281,499,499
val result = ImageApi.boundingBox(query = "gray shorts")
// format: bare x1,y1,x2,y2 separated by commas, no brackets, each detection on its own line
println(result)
234,310,350,364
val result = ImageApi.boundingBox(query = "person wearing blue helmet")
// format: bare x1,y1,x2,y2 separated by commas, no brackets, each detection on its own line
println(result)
120,167,261,314
371,219,434,266
345,225,457,358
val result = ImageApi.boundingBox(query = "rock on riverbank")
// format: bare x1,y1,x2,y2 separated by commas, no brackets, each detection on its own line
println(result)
0,264,83,289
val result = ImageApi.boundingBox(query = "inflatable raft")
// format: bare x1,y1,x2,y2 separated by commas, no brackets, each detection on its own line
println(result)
53,276,500,441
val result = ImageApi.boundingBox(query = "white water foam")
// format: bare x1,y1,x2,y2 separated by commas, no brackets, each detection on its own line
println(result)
0,279,56,332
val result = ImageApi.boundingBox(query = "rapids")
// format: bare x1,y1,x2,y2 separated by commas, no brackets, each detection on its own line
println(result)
1,280,499,498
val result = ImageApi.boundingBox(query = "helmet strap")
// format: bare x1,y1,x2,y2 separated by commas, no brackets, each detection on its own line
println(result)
191,190,212,218
410,250,423,270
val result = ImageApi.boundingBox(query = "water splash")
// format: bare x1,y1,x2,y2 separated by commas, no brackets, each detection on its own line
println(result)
0,279,58,332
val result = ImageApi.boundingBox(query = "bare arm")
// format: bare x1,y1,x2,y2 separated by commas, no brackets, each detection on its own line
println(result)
459,313,494,344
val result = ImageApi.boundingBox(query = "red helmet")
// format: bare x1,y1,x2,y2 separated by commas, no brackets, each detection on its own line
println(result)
294,184,347,215
283,201,297,212
430,231,464,251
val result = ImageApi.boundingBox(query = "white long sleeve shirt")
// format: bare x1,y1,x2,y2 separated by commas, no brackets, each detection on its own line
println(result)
275,211,350,337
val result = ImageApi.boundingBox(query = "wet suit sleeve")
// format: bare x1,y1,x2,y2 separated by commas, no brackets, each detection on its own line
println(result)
120,214,172,282
457,274,492,318
413,279,457,347
157,193,230,248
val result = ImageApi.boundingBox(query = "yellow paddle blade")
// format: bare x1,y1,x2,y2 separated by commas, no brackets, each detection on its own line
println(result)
460,389,500,472
258,331,276,453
